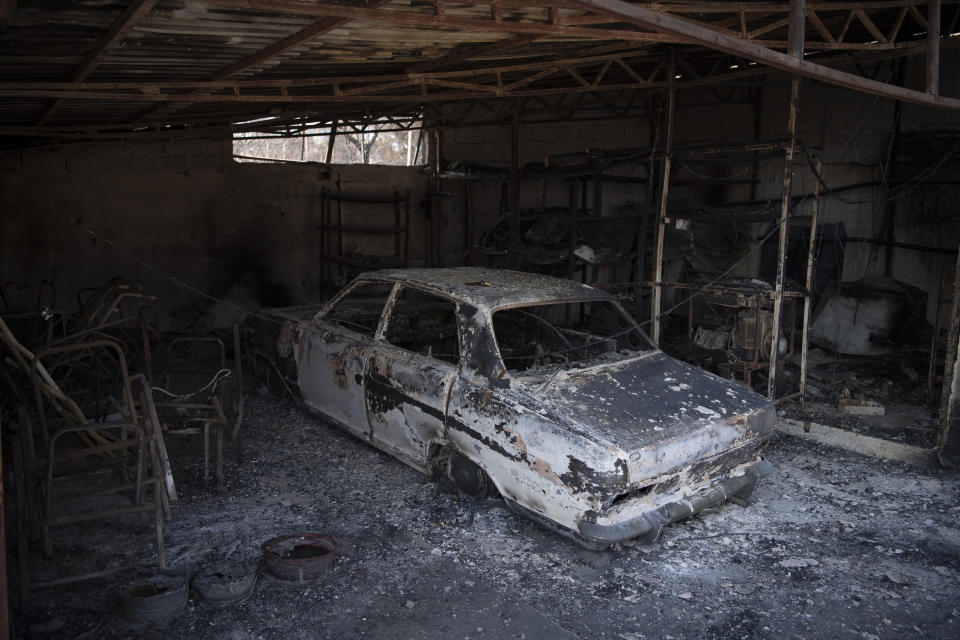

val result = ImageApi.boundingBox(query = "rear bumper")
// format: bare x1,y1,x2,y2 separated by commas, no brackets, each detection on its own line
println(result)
577,460,772,545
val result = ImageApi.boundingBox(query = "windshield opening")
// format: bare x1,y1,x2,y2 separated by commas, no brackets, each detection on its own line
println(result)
492,300,651,374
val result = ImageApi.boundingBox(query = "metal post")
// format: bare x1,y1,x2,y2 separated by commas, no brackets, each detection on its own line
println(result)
928,0,942,95
937,245,960,466
768,76,801,400
325,120,337,164
768,1,805,400
799,156,822,402
568,181,578,281
929,260,947,410
787,0,806,58
0,416,8,640
650,49,675,345
510,104,521,268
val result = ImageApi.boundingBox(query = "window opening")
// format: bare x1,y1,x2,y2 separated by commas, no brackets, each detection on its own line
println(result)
384,288,459,365
493,301,650,373
321,282,393,338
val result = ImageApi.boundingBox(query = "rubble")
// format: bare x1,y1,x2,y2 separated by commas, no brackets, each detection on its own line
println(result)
8,395,960,639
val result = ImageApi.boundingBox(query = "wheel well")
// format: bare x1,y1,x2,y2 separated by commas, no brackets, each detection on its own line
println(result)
428,442,503,499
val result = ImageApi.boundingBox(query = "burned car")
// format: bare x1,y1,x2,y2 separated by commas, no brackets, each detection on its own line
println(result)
250,268,774,548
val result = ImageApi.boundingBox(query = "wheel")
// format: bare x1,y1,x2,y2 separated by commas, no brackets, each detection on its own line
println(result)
448,454,495,499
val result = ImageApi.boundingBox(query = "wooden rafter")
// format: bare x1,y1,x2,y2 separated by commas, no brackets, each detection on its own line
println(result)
36,0,160,126
6,0,959,136
201,0,957,51
407,34,542,74
129,0,395,125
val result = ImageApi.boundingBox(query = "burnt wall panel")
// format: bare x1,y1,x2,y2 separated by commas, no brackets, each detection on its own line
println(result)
0,138,429,329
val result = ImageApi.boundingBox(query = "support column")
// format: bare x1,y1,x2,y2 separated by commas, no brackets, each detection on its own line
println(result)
650,49,675,346
938,246,960,467
928,0,942,95
768,0,805,400
326,120,337,164
767,78,800,400
799,156,822,401
510,104,521,268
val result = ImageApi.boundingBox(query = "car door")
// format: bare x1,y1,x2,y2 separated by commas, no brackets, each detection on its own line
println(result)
298,280,394,440
364,286,459,470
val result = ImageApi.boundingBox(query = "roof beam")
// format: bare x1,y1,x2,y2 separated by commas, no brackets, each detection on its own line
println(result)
129,0,399,125
213,0,397,81
928,0,942,94
573,0,960,109
36,0,159,126
407,34,542,74
203,0,675,43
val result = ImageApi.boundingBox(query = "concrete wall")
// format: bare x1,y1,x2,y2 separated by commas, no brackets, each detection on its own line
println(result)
0,138,430,329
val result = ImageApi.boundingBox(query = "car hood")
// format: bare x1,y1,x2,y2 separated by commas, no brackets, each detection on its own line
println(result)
526,352,775,482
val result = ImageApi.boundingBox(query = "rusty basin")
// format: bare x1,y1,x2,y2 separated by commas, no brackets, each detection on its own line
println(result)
260,533,337,582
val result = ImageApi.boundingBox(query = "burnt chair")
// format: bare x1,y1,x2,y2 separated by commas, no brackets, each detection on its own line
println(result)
0,317,172,597
151,325,244,488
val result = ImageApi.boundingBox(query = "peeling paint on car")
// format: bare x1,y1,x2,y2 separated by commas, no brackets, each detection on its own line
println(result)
250,268,775,548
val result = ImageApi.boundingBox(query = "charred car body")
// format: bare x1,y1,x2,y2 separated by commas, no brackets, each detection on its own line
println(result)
248,268,774,548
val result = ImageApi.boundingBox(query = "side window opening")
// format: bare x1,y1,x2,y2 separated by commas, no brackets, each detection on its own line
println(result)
493,300,649,372
322,282,393,338
384,288,459,365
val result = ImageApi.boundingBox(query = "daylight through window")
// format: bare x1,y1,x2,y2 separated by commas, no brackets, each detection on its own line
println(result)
234,116,425,166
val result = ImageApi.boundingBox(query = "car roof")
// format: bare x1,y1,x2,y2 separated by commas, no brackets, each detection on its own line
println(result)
358,267,613,311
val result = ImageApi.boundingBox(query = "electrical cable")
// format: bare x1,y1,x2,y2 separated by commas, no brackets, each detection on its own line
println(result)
71,218,293,326
152,369,232,399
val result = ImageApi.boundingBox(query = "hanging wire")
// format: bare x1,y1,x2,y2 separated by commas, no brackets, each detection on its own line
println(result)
71,219,293,326
152,369,232,399
804,138,960,206
639,198,798,329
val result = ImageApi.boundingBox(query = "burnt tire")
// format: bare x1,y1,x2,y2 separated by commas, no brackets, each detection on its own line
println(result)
448,454,495,500
120,574,188,626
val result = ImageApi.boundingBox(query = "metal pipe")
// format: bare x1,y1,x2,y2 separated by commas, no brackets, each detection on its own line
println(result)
768,75,801,400
510,104,521,268
928,0,942,95
650,49,675,346
800,157,823,402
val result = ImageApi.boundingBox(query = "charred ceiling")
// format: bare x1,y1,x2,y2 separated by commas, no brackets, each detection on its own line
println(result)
0,0,958,144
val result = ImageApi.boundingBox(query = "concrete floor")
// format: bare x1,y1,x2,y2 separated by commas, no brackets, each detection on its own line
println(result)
13,395,960,639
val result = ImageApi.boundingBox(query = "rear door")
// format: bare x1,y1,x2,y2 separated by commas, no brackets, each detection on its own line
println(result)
298,280,394,440
364,286,459,469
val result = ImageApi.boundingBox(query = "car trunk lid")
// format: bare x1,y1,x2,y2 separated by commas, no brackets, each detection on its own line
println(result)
530,352,775,482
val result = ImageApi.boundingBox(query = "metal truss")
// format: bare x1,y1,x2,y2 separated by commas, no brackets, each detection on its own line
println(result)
2,0,958,138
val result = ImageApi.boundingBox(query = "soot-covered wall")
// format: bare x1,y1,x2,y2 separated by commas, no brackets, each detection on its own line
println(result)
0,137,430,329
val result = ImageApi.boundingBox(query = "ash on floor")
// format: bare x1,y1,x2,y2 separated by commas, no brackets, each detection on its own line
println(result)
11,395,960,640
